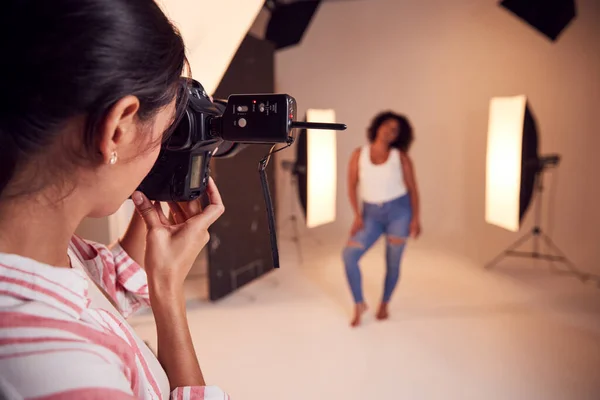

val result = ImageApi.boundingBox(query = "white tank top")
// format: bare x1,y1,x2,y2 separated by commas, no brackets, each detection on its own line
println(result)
358,144,407,204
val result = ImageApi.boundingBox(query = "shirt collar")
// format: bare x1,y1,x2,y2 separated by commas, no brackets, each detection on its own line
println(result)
0,252,90,319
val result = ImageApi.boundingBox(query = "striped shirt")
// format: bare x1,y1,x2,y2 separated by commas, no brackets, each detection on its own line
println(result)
0,235,229,400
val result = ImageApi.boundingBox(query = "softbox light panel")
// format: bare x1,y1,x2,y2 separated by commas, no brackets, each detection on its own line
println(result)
295,109,337,228
485,95,539,232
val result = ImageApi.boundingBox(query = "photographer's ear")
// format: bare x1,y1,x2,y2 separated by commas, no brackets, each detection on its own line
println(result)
98,95,140,164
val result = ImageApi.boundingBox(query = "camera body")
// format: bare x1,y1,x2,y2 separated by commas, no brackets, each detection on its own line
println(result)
137,79,297,202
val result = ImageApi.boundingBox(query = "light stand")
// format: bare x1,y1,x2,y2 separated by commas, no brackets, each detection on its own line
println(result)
279,160,322,264
279,160,304,262
485,154,593,284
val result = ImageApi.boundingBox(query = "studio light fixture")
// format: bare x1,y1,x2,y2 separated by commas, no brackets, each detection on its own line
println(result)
485,95,538,232
263,0,361,51
265,0,322,50
484,95,595,285
280,108,339,260
303,109,337,228
158,0,265,95
500,0,577,42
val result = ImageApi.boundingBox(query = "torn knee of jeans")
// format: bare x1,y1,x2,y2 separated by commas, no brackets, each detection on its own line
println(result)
387,236,406,246
346,240,364,249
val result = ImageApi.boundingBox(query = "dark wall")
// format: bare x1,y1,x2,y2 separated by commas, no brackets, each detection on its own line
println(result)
208,34,277,301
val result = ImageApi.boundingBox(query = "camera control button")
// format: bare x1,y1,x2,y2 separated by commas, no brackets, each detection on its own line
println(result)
238,118,247,128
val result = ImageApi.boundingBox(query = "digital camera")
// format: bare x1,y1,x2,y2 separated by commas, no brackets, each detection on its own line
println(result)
137,79,299,201
137,78,346,268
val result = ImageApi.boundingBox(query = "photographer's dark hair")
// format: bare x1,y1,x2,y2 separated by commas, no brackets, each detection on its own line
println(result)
367,111,414,153
0,0,188,198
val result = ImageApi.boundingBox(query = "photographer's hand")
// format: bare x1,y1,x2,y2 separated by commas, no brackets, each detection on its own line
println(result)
131,177,224,390
118,191,205,267
167,199,203,225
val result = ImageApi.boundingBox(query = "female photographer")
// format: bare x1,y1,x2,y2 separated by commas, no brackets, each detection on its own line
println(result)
0,1,228,398
343,111,421,327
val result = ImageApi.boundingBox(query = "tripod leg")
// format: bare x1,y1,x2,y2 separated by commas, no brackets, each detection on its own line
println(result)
485,231,534,269
292,215,303,264
539,233,589,282
304,230,322,246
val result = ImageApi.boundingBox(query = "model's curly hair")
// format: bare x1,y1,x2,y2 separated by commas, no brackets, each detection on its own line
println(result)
367,111,414,152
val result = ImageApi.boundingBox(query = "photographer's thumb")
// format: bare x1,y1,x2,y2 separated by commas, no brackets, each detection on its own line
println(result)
132,191,161,229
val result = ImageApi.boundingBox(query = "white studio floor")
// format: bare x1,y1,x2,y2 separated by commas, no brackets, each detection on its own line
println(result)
128,238,600,400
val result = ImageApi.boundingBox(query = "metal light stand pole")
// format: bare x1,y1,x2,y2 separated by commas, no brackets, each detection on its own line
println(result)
278,161,323,264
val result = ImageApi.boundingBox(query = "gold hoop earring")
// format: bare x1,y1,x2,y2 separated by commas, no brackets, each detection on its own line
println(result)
109,151,118,165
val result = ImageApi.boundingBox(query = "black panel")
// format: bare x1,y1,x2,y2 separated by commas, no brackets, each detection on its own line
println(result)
500,0,577,41
208,34,276,301
519,103,540,223
265,1,321,50
295,122,308,219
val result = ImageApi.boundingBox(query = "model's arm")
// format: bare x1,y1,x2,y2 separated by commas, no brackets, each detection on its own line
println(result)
348,148,361,219
400,151,421,238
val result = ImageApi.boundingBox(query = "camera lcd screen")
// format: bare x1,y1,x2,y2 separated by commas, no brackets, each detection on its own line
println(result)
190,154,203,189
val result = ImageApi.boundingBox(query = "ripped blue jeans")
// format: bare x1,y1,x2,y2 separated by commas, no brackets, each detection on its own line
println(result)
343,194,412,304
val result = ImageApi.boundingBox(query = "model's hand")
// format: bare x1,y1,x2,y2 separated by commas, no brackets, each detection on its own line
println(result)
132,177,224,294
350,215,364,237
410,218,421,239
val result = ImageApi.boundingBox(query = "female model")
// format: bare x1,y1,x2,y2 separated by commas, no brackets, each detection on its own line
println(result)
343,111,421,327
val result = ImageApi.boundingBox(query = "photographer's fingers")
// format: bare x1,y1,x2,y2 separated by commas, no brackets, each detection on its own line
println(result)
167,202,186,224
153,202,170,226
177,199,202,219
132,191,162,229
185,178,225,233
205,177,223,208
200,177,225,226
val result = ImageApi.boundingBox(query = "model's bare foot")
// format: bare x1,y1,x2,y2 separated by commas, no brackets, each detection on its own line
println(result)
350,303,368,327
376,303,389,320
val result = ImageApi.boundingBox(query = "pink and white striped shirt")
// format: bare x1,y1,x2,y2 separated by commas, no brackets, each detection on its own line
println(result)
0,235,229,400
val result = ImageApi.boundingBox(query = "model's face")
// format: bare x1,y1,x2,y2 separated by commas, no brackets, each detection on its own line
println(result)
376,118,400,144
85,99,177,217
